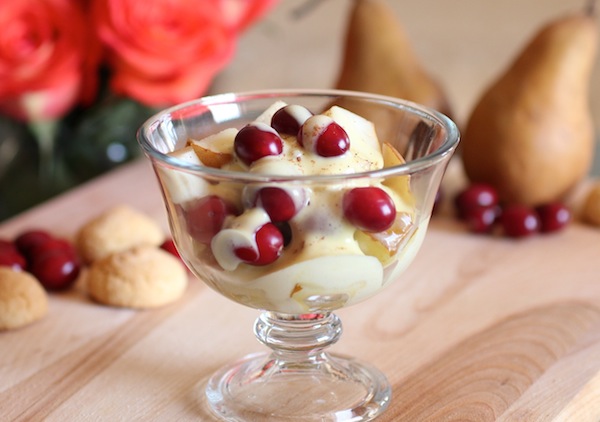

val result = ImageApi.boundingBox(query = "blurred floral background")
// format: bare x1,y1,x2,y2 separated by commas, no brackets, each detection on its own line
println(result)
0,0,276,220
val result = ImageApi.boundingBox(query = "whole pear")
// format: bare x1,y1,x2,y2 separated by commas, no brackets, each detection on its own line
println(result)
461,7,598,206
334,0,452,118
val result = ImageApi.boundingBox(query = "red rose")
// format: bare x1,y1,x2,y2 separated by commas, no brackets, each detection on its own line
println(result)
92,0,276,107
0,0,99,121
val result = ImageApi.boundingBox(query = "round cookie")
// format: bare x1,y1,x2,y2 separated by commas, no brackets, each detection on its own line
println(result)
0,268,48,331
76,205,164,264
86,246,188,309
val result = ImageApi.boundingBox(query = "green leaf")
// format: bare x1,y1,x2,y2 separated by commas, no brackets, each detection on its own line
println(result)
59,95,157,182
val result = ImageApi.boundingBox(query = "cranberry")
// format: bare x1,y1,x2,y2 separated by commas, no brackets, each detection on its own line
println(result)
298,115,350,157
186,195,236,244
274,221,292,247
455,183,499,220
234,123,283,165
500,204,540,238
29,238,77,259
271,105,313,135
256,187,299,222
464,206,499,234
160,239,181,258
0,248,27,271
234,223,283,266
30,249,81,291
14,230,53,257
343,187,396,232
536,202,571,233
0,239,16,252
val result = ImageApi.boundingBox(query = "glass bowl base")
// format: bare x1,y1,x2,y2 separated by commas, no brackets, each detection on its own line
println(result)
204,351,391,421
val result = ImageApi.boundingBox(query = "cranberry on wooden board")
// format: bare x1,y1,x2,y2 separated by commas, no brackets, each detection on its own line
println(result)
464,206,499,234
30,249,81,291
536,202,571,233
234,123,283,165
0,248,27,271
14,230,53,258
234,223,283,266
453,183,573,238
343,187,396,232
29,238,78,259
500,204,540,238
0,239,19,254
454,183,499,220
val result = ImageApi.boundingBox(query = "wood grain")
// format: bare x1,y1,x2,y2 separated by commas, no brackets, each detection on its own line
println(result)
2,1,600,419
1,160,599,421
387,302,600,421
0,280,205,421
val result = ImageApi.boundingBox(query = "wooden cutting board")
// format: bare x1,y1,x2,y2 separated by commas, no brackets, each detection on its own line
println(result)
1,159,599,421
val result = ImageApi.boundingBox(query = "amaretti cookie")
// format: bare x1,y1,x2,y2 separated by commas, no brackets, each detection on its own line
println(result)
76,205,164,264
0,268,48,331
86,246,187,309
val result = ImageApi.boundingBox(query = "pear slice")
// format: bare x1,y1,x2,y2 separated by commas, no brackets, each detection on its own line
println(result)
254,100,289,125
354,211,414,265
269,255,383,307
381,142,415,209
323,106,380,151
322,105,383,169
159,146,211,204
212,254,384,313
187,128,236,168
189,145,231,168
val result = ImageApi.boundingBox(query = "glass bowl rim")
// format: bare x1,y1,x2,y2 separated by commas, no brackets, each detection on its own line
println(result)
137,88,460,182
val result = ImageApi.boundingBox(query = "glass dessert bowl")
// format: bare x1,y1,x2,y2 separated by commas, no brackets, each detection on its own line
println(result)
138,89,459,421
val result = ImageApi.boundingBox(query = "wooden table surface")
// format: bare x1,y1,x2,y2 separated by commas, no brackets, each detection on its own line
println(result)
2,1,600,421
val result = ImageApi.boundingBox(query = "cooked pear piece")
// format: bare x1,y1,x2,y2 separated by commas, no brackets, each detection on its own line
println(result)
322,105,383,169
354,212,414,266
381,142,415,209
187,128,236,168
334,0,452,120
160,146,211,203
354,142,416,266
461,5,598,206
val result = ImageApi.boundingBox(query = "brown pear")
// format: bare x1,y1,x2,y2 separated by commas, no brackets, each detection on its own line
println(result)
461,6,598,206
334,0,452,118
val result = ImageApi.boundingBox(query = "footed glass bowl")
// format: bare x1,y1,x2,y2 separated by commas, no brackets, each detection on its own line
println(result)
138,89,459,421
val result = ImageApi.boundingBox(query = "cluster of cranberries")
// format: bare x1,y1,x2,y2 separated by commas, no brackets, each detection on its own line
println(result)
0,229,182,291
454,183,571,238
234,104,351,166
0,230,81,291
183,105,397,267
